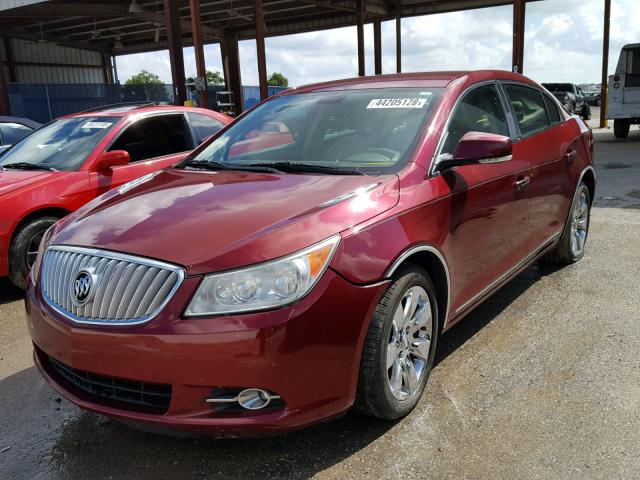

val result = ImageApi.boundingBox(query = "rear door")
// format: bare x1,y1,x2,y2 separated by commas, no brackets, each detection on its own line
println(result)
502,83,574,251
90,113,194,194
438,83,530,316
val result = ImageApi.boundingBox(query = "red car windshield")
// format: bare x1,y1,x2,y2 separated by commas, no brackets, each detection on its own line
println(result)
0,116,120,171
184,88,442,175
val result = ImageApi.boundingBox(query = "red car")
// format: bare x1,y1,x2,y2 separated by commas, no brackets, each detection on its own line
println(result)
25,71,594,436
0,104,230,287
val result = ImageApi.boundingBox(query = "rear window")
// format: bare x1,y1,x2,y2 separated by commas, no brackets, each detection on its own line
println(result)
504,84,550,136
542,94,562,124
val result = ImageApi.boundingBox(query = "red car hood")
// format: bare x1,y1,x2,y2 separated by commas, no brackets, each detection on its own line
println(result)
0,170,60,197
53,169,399,274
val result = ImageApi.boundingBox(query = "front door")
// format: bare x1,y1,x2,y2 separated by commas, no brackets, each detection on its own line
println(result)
438,83,531,316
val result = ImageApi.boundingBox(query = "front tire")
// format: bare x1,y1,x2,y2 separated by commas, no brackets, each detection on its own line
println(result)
614,119,630,139
355,266,439,420
581,103,591,120
543,182,591,265
8,216,58,289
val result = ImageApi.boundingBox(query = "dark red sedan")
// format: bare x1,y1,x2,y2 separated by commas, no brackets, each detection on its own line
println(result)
0,104,230,287
25,71,594,436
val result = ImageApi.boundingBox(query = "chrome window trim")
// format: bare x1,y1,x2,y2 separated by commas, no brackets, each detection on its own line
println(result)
41,245,185,326
429,80,515,178
385,245,452,330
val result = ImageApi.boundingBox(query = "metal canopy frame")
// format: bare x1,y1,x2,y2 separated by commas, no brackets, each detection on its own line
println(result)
1,0,612,123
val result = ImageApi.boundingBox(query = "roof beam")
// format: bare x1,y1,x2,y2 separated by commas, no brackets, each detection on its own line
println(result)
299,0,389,18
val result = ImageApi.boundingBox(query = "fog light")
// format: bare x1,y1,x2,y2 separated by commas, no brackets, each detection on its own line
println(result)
237,388,276,410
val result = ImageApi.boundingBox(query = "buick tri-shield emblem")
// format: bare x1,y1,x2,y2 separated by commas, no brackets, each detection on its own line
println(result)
71,270,94,306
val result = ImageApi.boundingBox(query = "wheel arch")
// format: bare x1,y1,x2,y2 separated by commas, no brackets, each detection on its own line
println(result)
385,245,451,333
12,207,70,242
580,166,596,204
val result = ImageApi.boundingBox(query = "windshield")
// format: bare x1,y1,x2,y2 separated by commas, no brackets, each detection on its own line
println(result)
181,88,442,175
543,83,573,93
0,116,120,171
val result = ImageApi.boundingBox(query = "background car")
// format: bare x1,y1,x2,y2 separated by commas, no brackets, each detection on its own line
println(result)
0,116,41,151
0,103,231,287
542,82,591,120
584,90,601,106
25,71,594,436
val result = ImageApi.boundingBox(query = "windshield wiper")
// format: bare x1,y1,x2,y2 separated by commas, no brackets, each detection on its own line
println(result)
247,162,365,175
180,159,283,174
2,162,58,172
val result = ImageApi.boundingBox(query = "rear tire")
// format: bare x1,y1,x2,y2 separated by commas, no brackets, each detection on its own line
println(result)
8,216,58,289
355,266,439,420
614,119,630,139
543,182,591,265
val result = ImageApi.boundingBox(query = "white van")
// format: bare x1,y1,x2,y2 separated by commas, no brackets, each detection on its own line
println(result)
608,43,640,138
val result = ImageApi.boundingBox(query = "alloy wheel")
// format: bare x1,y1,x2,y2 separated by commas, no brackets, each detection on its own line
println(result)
387,286,433,401
25,229,45,268
570,189,589,258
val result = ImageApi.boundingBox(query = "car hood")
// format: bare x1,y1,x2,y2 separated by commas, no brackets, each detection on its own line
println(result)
0,169,60,197
53,169,400,275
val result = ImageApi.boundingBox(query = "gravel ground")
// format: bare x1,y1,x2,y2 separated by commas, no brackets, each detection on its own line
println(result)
1,117,639,479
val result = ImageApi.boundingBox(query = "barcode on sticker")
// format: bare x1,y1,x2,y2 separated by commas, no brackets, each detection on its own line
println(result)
366,98,427,109
82,121,112,129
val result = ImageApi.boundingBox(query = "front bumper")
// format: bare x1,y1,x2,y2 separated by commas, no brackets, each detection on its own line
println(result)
26,270,388,436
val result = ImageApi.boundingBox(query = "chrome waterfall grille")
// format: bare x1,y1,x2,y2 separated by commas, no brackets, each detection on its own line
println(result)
41,246,185,325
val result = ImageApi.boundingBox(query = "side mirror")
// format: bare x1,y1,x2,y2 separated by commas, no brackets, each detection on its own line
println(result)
435,132,512,172
94,150,130,171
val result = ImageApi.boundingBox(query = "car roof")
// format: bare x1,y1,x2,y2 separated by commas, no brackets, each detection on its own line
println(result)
61,104,223,119
287,70,538,95
0,115,41,129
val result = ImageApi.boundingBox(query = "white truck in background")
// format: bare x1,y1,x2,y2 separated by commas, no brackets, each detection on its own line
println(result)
608,43,640,138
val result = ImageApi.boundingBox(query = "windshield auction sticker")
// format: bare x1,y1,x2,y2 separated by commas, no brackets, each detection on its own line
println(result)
367,98,427,109
82,121,113,129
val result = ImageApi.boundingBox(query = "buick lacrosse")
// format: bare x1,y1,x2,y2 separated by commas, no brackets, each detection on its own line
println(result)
26,70,594,435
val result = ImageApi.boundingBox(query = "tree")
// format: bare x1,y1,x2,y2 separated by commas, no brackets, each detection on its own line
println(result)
124,70,164,86
122,70,168,102
186,70,225,85
267,72,288,87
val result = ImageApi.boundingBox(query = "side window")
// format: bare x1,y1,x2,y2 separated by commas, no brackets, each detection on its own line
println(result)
441,84,509,155
109,114,191,162
504,84,550,136
542,94,561,124
187,112,224,144
0,123,33,146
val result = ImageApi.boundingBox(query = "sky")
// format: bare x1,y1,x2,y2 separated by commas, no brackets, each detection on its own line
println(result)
115,0,639,88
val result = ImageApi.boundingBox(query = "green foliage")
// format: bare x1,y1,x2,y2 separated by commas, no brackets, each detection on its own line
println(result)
124,70,164,86
187,70,225,85
267,72,288,87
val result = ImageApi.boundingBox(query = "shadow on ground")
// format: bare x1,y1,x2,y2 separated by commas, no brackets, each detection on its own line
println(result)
0,278,22,305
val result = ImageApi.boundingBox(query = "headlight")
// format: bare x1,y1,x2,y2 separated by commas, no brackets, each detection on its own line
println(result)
185,235,340,316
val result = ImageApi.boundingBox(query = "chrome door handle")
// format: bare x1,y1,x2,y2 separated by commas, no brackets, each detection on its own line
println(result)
564,150,577,162
514,176,531,190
